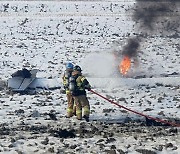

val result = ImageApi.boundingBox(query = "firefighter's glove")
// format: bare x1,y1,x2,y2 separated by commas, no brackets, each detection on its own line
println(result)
64,84,69,89
85,85,91,91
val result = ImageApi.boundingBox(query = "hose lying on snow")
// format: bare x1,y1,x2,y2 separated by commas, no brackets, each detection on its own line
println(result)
90,89,180,127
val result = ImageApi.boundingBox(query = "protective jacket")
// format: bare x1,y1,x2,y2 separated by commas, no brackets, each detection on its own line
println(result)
62,69,73,94
70,73,91,96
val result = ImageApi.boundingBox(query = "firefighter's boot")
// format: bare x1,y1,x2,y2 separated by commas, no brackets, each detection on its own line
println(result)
83,115,89,122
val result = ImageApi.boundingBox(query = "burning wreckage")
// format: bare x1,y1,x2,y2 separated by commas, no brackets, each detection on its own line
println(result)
8,68,61,93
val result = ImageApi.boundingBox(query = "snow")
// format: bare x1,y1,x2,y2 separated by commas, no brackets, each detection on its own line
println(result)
0,0,180,154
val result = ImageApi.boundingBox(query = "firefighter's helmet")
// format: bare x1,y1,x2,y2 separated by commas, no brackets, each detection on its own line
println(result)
66,62,74,69
73,65,82,72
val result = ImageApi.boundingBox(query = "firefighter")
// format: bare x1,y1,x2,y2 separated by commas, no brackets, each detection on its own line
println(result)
69,65,91,122
62,62,76,118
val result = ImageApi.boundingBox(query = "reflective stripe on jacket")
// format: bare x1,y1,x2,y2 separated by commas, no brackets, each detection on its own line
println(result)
62,70,72,94
72,75,91,96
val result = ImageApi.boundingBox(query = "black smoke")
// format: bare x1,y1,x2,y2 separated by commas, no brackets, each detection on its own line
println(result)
133,0,180,33
122,37,141,58
133,4,170,30
121,0,180,58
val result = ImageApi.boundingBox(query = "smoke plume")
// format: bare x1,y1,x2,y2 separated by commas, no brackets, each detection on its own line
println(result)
122,37,141,58
133,0,180,33
121,0,180,58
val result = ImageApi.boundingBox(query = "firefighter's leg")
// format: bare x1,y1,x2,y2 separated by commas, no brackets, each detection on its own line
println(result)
73,100,76,116
66,94,74,118
80,95,90,120
74,96,82,120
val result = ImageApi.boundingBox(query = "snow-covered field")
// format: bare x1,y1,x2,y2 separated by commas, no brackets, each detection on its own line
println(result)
0,0,179,154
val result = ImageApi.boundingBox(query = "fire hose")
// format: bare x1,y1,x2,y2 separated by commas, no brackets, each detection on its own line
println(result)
90,89,180,127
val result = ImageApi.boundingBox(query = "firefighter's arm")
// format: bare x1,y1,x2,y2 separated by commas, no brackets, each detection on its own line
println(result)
81,77,91,90
62,75,68,89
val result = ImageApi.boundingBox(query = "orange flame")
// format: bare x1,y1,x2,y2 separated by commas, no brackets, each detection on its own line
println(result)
119,56,131,75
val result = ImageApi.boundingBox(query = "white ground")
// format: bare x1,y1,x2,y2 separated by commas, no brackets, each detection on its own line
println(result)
0,1,179,154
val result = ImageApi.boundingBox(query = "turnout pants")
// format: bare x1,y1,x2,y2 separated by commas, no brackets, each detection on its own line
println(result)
66,93,76,117
73,95,90,120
